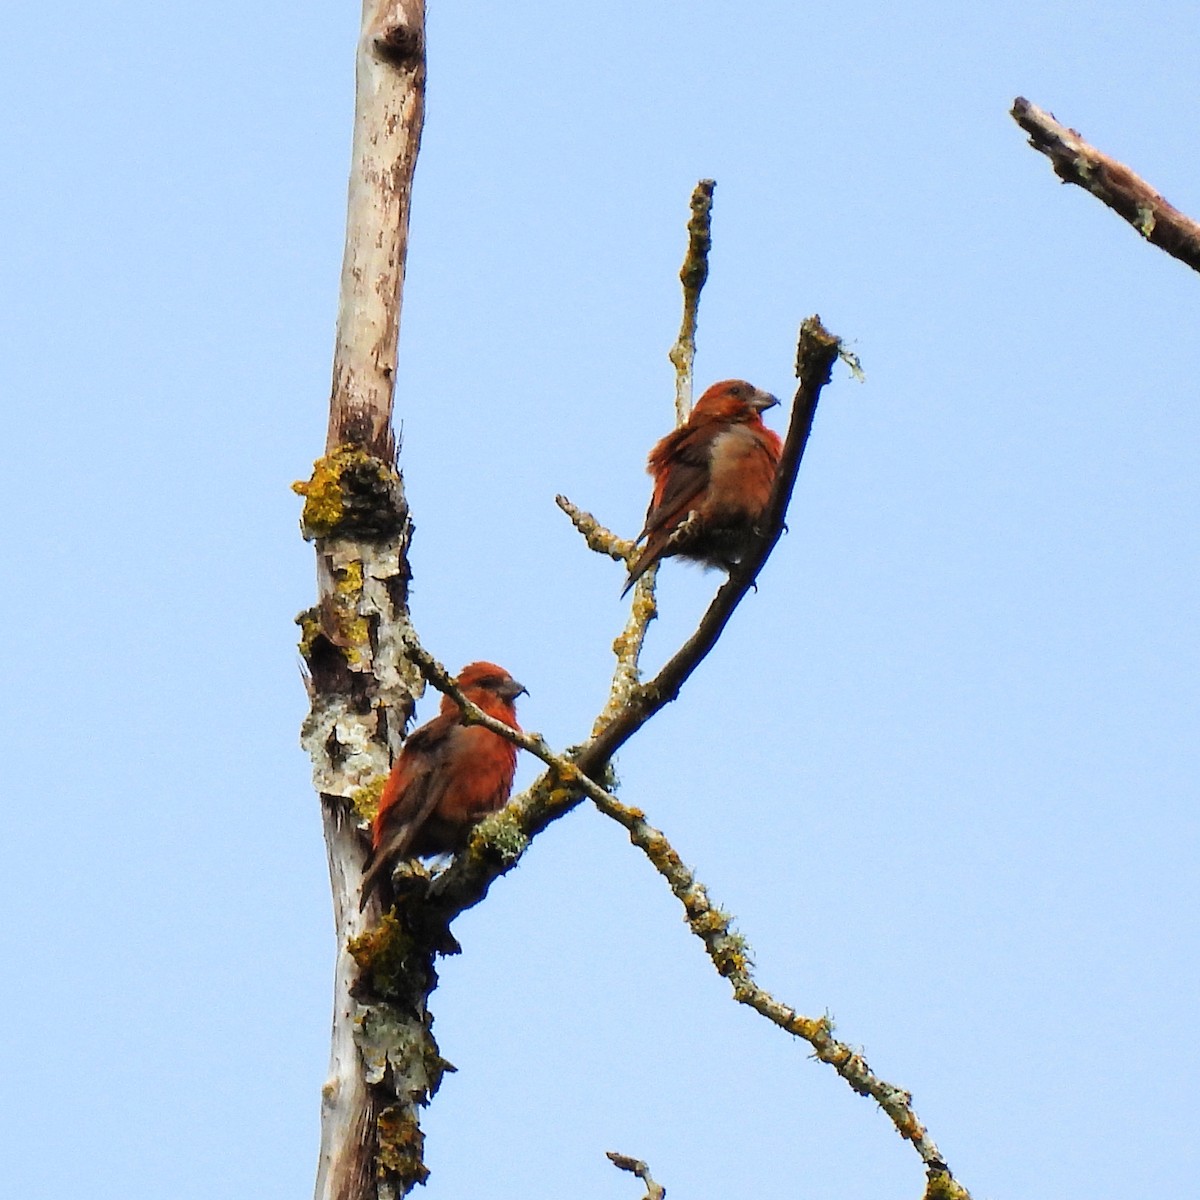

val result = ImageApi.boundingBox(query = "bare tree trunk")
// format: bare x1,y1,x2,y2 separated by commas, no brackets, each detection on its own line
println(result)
295,4,429,1199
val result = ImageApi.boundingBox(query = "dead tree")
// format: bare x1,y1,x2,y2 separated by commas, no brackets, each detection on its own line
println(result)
295,6,970,1198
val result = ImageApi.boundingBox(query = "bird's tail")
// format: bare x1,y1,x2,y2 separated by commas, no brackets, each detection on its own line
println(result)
358,848,392,912
621,535,667,596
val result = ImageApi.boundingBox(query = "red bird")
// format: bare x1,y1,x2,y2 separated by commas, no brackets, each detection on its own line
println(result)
623,379,782,594
359,661,526,910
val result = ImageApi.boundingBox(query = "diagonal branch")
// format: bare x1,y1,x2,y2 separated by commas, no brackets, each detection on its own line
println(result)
399,631,568,770
421,317,844,928
1011,96,1200,274
403,630,969,1193
592,791,963,1190
572,315,842,781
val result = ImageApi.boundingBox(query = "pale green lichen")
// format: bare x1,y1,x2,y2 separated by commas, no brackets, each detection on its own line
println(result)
470,808,529,864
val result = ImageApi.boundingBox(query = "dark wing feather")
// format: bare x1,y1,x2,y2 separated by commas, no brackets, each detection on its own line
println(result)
623,423,720,594
358,715,459,909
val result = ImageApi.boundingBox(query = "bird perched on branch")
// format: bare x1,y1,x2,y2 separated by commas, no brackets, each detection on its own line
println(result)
359,661,527,910
623,379,782,595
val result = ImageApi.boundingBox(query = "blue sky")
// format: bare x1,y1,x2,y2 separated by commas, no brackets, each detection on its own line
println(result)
3,2,1198,1197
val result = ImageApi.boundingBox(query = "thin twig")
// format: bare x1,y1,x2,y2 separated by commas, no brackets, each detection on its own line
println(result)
399,631,567,770
1011,96,1200,274
668,179,716,422
554,495,634,563
591,572,658,737
561,182,717,727
606,1152,666,1200
591,793,960,1184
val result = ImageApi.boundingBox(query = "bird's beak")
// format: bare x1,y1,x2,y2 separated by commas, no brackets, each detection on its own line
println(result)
501,679,529,700
750,389,780,413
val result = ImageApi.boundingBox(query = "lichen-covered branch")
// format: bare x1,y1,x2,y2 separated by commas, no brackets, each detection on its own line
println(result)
399,632,566,770
593,792,963,1192
420,317,844,934
606,1152,666,1200
298,442,426,1200
395,317,969,1186
591,575,658,735
1011,96,1200,274
554,494,634,562
668,179,716,422
404,630,969,1194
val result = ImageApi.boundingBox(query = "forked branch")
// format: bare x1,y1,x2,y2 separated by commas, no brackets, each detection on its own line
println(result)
572,316,841,779
406,542,971,1194
423,316,844,927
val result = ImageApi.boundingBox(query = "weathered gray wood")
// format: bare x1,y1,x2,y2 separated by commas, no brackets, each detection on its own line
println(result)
302,4,429,1198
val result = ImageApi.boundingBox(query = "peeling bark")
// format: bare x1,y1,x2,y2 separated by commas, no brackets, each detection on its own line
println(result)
300,3,430,1199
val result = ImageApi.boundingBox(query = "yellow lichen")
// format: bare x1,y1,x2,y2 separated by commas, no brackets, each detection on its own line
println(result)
340,615,370,662
295,608,322,660
349,910,416,998
924,1168,970,1200
294,603,370,669
376,1105,429,1185
293,444,404,541
293,445,369,538
334,560,364,596
351,777,386,824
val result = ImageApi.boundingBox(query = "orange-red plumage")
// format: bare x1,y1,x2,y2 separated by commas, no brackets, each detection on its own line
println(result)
359,662,526,909
623,379,782,594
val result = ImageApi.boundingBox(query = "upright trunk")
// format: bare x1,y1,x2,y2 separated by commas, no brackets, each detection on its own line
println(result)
295,4,432,1198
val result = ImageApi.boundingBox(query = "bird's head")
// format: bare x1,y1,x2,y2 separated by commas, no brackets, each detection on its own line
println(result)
691,379,779,423
449,661,528,718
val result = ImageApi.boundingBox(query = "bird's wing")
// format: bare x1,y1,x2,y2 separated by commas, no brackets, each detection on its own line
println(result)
359,717,460,908
639,423,720,541
623,423,719,593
